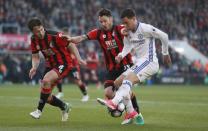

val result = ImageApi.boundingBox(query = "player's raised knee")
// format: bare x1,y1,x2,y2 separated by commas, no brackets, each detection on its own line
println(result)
104,80,115,99
41,79,51,87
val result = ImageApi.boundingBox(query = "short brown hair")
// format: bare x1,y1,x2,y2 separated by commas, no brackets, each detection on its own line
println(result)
27,18,42,31
98,8,112,17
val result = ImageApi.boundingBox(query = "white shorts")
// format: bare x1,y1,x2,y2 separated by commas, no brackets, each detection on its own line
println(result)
122,59,159,82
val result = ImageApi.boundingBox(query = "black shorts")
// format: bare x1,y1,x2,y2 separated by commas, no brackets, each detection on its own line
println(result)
43,64,72,79
68,67,80,80
105,64,133,81
104,64,133,90
44,67,79,80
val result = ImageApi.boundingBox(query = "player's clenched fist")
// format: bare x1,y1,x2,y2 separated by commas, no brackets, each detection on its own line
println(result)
115,55,122,63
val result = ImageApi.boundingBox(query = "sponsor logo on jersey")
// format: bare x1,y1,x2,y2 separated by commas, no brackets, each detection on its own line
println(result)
138,34,143,39
130,34,145,45
105,39,118,50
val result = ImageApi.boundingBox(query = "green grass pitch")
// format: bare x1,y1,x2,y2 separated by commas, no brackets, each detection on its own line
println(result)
0,84,207,131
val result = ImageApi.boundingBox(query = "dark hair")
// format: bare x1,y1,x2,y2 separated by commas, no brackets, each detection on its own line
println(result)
121,8,136,19
98,8,112,17
27,18,42,31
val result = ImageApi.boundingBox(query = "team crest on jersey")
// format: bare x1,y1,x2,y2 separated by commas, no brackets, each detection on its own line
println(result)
130,33,145,45
103,34,106,38
128,36,131,39
105,39,118,50
112,31,115,36
138,34,143,39
49,41,54,48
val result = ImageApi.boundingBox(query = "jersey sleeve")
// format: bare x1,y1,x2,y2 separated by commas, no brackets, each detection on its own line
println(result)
142,23,169,55
56,32,69,46
30,37,39,54
118,36,133,58
86,29,98,40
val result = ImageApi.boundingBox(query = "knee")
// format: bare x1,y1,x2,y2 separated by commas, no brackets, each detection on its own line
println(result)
131,92,135,99
104,87,115,99
41,80,52,94
76,80,82,86
124,73,139,84
41,79,51,88
47,95,53,103
104,80,116,99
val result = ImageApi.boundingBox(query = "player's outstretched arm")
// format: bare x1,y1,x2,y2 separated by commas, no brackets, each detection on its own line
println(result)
153,29,172,66
144,24,172,66
29,53,40,79
62,35,88,44
68,43,87,66
152,28,172,66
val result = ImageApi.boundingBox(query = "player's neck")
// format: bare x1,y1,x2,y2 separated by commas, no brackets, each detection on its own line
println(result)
103,24,113,31
132,21,139,33
109,25,114,31
39,31,46,39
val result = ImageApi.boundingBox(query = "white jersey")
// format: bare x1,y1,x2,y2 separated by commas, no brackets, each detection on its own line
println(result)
118,22,169,63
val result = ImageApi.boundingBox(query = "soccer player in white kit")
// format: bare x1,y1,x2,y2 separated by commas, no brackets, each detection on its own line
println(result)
97,8,172,125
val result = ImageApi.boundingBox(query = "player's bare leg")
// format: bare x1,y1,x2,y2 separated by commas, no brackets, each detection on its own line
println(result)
30,70,70,121
122,94,144,125
56,80,64,99
74,78,89,102
104,80,116,99
97,72,144,124
113,72,144,125
114,74,140,113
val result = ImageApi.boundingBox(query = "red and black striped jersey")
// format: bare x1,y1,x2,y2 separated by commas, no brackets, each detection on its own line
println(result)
30,30,72,68
86,25,133,71
67,49,79,68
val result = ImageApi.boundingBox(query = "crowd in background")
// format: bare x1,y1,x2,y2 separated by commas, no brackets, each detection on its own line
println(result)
0,0,208,84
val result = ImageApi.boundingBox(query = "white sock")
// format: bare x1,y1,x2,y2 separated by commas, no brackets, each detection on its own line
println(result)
112,80,132,105
123,95,134,114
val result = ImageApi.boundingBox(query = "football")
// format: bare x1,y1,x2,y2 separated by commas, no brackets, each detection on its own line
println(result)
108,102,125,117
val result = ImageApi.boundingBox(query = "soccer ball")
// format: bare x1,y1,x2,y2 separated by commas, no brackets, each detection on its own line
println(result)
108,102,125,117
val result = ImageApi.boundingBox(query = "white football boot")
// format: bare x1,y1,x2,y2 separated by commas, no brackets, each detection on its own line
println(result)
30,109,42,119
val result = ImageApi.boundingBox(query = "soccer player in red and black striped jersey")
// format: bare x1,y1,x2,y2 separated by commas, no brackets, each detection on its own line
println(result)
28,18,85,121
63,8,140,115
55,28,89,102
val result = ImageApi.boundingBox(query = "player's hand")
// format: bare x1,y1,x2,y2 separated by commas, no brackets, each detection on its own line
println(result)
78,59,87,66
29,67,37,79
115,55,122,63
162,54,172,67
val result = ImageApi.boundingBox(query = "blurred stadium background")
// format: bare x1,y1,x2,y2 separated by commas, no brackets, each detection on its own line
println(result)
0,0,208,131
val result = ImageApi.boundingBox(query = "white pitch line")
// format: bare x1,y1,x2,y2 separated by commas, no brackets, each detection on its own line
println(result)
0,96,207,107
